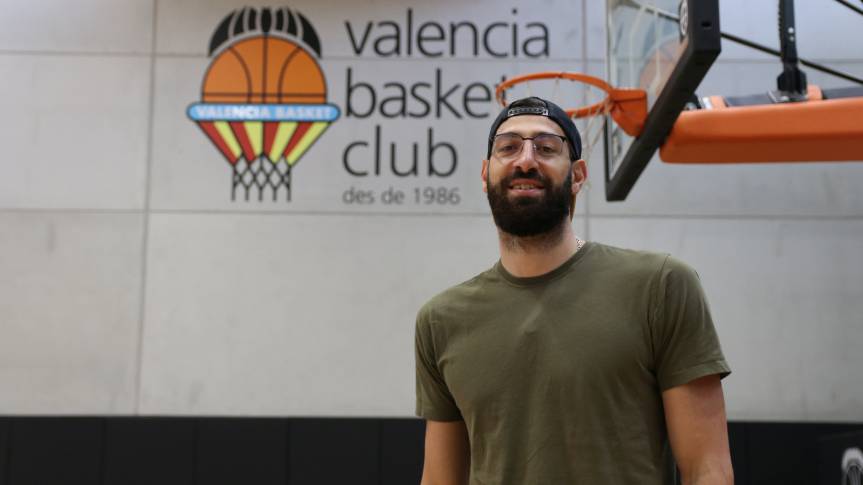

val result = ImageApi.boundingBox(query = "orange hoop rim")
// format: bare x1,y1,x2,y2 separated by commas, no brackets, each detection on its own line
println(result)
495,71,649,137
495,71,617,118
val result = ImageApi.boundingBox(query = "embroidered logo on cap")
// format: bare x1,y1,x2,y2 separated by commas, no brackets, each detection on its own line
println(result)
507,106,549,117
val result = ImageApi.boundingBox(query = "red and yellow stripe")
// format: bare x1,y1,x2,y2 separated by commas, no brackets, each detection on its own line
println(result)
196,120,330,166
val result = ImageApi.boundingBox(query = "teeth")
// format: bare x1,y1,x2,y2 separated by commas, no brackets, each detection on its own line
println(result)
513,184,539,189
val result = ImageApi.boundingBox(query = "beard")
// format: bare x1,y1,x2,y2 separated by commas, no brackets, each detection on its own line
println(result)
487,168,572,238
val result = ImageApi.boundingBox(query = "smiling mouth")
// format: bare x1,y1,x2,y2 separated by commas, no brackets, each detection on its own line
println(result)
508,179,545,193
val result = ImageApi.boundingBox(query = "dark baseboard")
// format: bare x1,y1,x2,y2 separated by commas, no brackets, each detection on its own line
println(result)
0,416,860,485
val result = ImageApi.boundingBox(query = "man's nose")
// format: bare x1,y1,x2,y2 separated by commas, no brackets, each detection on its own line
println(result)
511,140,539,172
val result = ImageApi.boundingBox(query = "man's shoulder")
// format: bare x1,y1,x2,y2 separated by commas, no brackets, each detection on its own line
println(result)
416,265,499,325
587,241,674,274
587,241,702,290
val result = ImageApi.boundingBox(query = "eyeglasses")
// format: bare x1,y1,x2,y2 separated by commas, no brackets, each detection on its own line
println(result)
490,133,568,162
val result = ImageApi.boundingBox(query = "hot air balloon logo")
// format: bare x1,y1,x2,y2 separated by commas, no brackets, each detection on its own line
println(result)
187,7,340,201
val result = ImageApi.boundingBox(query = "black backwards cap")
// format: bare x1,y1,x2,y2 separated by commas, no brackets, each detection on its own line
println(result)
487,96,582,161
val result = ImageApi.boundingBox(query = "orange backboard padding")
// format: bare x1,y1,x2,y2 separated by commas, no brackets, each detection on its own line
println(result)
660,96,863,163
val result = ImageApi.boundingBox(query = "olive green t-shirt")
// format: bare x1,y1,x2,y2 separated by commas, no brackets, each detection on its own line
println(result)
415,242,730,485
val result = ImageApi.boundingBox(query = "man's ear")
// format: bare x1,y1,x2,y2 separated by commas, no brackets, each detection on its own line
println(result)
571,159,587,196
481,159,489,193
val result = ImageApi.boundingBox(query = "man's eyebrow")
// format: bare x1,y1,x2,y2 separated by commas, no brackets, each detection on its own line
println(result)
494,130,564,137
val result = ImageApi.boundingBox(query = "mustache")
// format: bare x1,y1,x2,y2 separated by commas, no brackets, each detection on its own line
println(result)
502,169,546,184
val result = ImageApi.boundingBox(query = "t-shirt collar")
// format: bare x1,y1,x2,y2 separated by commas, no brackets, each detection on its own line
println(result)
495,241,592,287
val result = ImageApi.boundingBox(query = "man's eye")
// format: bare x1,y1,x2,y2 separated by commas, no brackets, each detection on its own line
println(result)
539,141,562,154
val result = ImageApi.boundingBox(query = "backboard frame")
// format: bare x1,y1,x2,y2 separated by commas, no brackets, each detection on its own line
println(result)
604,0,722,201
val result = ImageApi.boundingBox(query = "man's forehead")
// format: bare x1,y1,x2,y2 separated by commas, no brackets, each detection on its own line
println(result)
495,115,565,137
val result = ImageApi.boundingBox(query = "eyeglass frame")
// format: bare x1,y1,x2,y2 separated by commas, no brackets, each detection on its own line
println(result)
488,132,574,162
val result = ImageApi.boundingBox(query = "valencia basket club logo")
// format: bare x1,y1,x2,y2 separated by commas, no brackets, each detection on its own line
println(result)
187,7,340,201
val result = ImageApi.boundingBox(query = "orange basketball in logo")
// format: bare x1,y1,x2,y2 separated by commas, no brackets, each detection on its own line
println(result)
202,36,327,104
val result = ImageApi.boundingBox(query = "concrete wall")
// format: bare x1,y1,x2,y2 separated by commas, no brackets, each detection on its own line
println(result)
0,0,861,421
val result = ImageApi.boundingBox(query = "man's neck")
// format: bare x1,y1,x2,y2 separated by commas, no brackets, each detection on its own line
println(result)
497,222,581,278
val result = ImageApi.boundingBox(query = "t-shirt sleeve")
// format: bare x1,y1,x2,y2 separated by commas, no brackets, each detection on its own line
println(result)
650,256,731,391
415,304,463,421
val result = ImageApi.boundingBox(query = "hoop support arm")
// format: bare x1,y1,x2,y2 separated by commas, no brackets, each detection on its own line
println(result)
660,96,863,163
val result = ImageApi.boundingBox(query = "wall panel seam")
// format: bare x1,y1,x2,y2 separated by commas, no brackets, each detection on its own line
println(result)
133,0,159,416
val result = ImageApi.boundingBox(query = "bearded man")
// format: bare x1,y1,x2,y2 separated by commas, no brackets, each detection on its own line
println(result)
415,97,733,485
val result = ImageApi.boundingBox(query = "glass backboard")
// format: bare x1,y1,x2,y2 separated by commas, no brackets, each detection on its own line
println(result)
605,0,721,200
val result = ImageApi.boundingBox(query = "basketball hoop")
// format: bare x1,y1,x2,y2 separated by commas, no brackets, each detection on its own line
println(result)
496,72,647,134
